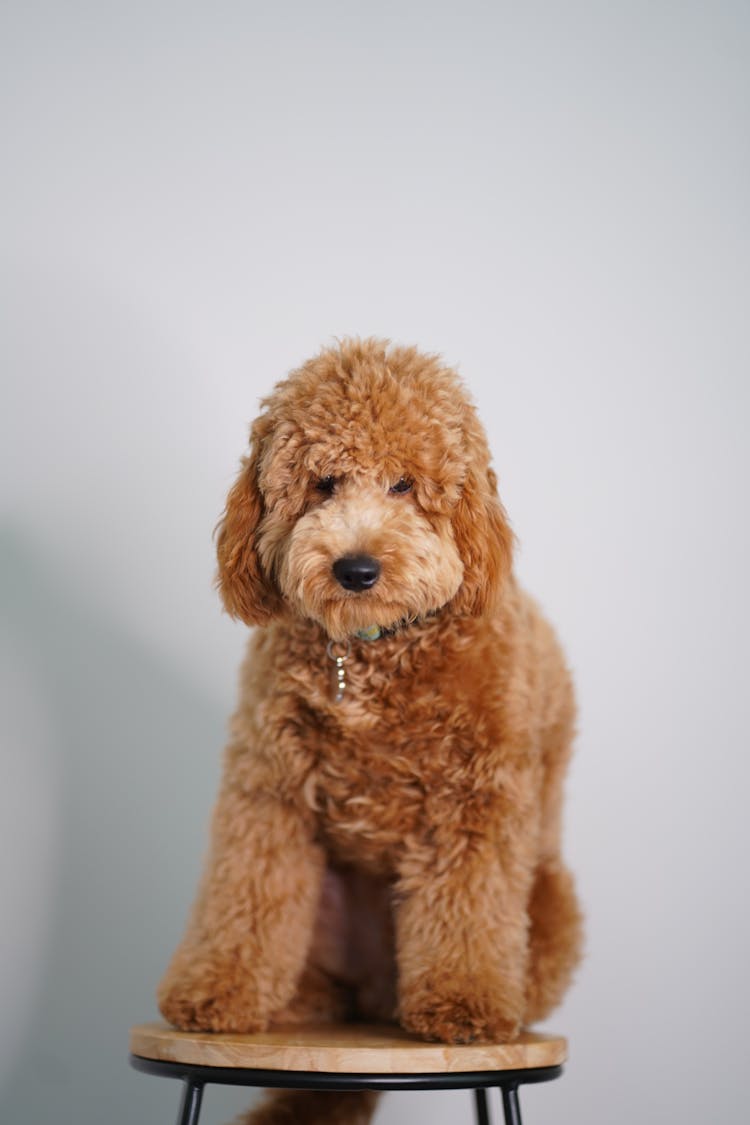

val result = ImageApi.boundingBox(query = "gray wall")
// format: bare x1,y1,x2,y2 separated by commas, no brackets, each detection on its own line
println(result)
2,2,748,1123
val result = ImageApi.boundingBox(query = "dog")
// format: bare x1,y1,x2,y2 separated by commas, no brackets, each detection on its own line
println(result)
157,338,582,1124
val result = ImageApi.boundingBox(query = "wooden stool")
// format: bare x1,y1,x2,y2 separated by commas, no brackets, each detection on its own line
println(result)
130,1022,567,1125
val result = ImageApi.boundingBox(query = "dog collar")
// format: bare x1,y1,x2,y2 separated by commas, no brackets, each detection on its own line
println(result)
356,616,420,642
356,613,430,644
356,624,385,642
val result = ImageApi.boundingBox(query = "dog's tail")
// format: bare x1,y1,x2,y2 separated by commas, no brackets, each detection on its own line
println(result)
230,1089,380,1125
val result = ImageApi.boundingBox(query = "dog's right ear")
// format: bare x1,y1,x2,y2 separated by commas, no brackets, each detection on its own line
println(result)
215,429,283,626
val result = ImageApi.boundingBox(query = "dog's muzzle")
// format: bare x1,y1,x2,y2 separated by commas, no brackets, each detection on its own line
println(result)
332,554,381,592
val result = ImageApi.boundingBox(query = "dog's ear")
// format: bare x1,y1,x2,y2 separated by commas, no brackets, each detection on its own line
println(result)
215,425,283,626
450,464,515,617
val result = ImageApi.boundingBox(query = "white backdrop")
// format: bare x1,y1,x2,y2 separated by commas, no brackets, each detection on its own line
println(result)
2,3,748,1123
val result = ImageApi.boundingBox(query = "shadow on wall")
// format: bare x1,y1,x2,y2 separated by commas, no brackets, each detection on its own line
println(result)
0,526,236,1125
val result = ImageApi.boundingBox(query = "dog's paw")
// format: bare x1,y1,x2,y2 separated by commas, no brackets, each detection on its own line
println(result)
400,982,521,1044
157,959,270,1034
159,985,268,1034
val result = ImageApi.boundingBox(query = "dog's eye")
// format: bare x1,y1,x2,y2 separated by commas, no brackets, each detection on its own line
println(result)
389,477,413,495
315,476,337,495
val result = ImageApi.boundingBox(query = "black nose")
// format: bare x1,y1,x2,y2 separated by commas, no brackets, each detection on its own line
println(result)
332,554,381,592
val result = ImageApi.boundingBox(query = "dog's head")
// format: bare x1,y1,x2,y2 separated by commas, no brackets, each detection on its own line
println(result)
216,339,514,641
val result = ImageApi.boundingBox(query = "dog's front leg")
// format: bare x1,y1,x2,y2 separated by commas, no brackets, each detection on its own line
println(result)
395,821,536,1044
158,781,324,1033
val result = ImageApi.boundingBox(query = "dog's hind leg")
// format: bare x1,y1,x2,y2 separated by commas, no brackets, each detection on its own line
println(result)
523,859,583,1024
269,960,353,1024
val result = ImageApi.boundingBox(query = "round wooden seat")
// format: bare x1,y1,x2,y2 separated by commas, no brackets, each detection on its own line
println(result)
130,1020,566,1074
129,1021,568,1125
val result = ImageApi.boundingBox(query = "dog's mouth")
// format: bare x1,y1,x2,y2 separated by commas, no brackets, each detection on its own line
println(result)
319,592,419,641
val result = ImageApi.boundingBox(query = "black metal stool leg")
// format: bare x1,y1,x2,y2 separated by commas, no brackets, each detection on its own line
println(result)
176,1078,204,1125
475,1087,492,1125
500,1082,522,1125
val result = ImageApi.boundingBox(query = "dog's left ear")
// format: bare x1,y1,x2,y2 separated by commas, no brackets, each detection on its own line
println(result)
450,463,515,617
215,421,283,626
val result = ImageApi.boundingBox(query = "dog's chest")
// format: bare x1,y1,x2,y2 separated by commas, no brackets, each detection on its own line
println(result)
310,704,484,873
277,623,507,872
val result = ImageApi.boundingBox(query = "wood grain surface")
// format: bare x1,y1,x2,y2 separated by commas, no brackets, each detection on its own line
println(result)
129,1021,567,1073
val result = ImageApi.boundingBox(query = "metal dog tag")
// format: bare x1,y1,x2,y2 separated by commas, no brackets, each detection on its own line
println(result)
326,639,351,703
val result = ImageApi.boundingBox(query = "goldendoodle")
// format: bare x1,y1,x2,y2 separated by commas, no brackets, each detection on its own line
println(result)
158,338,582,1124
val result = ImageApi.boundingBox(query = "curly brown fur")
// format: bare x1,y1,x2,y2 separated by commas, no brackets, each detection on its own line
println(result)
158,338,583,1124
231,1091,379,1125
